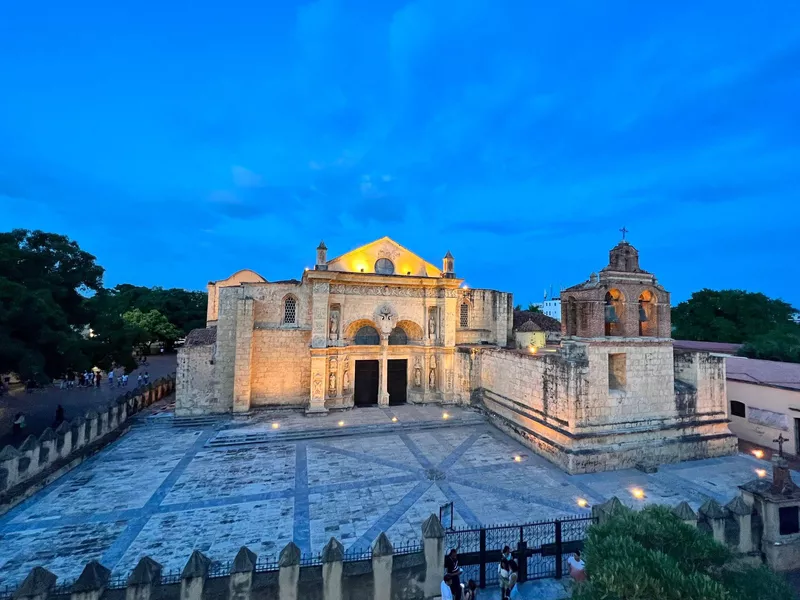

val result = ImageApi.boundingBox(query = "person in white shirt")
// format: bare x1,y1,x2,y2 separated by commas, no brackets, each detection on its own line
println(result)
567,550,586,582
440,574,454,600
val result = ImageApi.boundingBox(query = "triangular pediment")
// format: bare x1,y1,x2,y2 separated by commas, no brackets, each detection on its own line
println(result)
326,237,442,277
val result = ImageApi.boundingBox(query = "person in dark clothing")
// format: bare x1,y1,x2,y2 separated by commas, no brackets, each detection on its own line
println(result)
444,548,462,600
54,404,65,426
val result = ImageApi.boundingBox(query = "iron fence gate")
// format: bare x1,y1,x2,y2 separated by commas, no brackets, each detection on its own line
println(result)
444,516,594,588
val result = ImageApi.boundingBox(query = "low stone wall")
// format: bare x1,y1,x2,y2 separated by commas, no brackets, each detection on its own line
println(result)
3,514,448,600
0,375,176,514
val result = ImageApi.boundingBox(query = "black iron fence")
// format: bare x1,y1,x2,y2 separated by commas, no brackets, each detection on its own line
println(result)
445,516,594,588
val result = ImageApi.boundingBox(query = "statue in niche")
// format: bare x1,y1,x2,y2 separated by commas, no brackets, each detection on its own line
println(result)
329,310,339,340
343,369,350,391
329,370,336,395
429,367,437,390
414,359,422,388
429,311,437,338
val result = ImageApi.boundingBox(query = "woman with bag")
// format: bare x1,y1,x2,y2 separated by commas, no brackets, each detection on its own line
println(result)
498,558,511,600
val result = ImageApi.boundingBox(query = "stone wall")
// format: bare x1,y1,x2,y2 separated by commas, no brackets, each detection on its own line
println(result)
3,514,448,600
0,376,176,514
176,344,222,416
250,329,312,407
455,288,513,347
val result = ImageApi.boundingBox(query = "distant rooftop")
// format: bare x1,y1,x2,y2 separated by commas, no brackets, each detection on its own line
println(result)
673,340,743,354
726,357,800,392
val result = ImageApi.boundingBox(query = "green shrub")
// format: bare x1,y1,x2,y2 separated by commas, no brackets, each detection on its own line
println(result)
573,505,794,600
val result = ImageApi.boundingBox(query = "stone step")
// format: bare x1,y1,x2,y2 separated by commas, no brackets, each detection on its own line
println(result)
205,415,484,447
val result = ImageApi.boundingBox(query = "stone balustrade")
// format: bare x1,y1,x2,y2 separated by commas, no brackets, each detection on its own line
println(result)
0,375,176,512
4,514,447,600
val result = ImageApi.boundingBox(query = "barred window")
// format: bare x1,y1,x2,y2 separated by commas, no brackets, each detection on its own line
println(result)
460,303,469,328
283,297,297,324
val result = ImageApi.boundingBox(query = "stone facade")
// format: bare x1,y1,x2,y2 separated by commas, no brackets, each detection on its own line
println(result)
177,237,513,416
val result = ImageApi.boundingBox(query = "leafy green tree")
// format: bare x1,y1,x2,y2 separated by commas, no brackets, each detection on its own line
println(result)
672,289,798,343
739,325,800,363
122,308,181,354
0,229,103,380
574,505,793,600
526,303,542,313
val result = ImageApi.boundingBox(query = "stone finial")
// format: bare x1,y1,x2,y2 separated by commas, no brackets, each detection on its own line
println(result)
321,538,344,563
232,547,257,573
13,566,56,599
19,436,39,452
726,495,751,516
72,561,111,592
699,499,727,520
181,551,211,579
672,501,697,521
55,422,71,436
278,542,301,567
128,556,162,585
38,428,56,442
0,445,20,460
372,532,394,557
421,514,445,539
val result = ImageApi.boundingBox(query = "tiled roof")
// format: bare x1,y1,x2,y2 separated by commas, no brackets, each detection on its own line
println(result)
513,310,561,332
185,328,217,347
517,320,542,332
726,357,800,392
673,340,743,354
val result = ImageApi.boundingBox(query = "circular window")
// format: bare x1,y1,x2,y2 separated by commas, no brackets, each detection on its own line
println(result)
374,258,395,275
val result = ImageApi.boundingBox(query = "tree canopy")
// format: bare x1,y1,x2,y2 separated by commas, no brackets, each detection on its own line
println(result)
575,505,793,600
122,308,182,353
672,289,800,363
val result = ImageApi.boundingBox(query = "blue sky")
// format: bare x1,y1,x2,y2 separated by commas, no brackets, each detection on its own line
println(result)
1,0,799,307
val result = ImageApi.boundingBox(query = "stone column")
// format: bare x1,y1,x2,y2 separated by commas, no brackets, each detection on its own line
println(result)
38,428,56,466
230,546,257,600
379,335,389,407
372,533,394,600
278,542,301,600
726,496,753,553
422,515,445,599
321,537,344,600
19,435,40,478
0,445,20,490
672,501,698,528
233,297,254,413
126,557,162,600
71,561,110,600
15,566,56,600
699,499,728,544
56,422,72,458
180,550,211,600
308,354,328,415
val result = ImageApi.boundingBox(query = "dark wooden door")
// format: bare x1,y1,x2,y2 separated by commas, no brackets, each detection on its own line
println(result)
387,359,407,405
354,360,379,406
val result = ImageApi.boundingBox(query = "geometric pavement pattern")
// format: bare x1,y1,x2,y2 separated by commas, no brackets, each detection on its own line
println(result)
0,404,773,588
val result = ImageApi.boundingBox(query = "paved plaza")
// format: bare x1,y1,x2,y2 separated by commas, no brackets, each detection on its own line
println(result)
0,402,778,588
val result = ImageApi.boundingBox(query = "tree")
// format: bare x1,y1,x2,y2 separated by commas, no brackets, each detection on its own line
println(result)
526,303,542,313
672,289,798,343
574,505,793,600
0,229,104,380
739,325,800,363
122,308,181,354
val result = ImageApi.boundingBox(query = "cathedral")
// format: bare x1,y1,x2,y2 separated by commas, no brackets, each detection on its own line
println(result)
177,237,737,473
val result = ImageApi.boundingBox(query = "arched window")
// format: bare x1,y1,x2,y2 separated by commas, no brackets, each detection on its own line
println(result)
283,296,297,324
354,325,380,345
460,303,470,328
375,258,395,275
604,289,623,336
388,327,408,345
638,290,656,336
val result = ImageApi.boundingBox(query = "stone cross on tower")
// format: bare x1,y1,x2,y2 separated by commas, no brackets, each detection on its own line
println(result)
619,226,629,241
774,434,788,457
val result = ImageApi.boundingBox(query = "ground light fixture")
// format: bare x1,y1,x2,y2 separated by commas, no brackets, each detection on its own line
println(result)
271,423,279,429
752,449,765,459
577,498,588,508
442,412,450,420
338,420,345,427
756,468,767,478
513,455,522,462
391,416,398,422
630,487,645,500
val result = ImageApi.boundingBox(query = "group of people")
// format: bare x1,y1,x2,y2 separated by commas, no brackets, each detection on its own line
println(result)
440,547,587,599
58,369,149,390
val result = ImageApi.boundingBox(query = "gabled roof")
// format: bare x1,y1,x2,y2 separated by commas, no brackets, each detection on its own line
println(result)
726,357,800,392
326,237,442,277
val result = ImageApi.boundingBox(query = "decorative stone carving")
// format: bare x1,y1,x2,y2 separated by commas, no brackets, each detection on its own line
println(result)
329,309,340,341
429,367,436,390
312,372,323,399
374,303,398,335
342,356,350,391
328,371,336,395
329,285,459,298
414,358,422,388
428,310,437,339
312,282,330,294
446,370,453,391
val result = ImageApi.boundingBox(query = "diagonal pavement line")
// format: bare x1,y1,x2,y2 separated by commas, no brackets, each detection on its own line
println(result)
156,488,296,513
349,481,432,552
309,474,419,496
307,441,425,476
101,429,214,572
454,478,579,514
651,471,728,503
397,432,434,470
293,442,311,554
448,461,521,477
437,430,484,471
436,481,482,529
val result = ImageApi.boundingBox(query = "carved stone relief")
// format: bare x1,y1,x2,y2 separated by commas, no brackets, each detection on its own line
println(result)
329,285,458,298
342,355,350,391
428,308,437,339
413,357,422,388
446,370,454,391
329,357,338,395
312,372,323,399
374,303,398,335
329,308,340,341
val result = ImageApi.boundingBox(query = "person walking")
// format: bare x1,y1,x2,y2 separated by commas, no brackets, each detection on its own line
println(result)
137,374,143,387
499,558,511,600
444,548,463,600
95,371,102,388
568,550,586,583
108,369,114,387
143,371,149,384
122,373,129,386
440,574,454,600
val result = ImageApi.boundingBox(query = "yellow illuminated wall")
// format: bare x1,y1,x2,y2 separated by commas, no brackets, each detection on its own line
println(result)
326,237,442,277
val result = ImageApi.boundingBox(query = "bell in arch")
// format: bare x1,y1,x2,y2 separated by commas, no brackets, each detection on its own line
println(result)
604,304,618,323
639,304,649,322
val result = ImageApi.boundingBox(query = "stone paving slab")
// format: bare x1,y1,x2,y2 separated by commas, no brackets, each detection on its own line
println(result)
0,403,789,588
